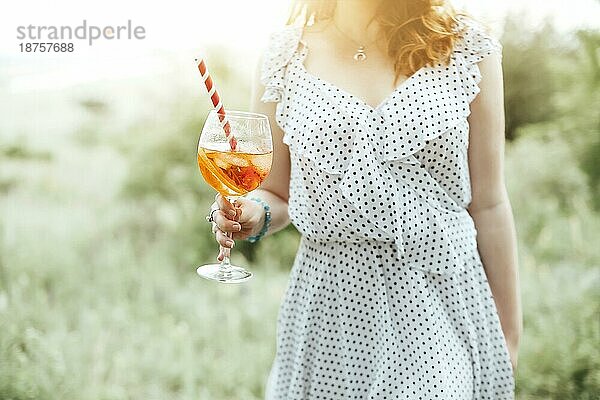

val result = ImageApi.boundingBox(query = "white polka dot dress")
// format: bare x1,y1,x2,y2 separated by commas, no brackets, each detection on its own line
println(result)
260,17,515,400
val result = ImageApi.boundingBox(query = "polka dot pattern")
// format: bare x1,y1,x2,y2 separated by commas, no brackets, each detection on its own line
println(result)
261,17,514,400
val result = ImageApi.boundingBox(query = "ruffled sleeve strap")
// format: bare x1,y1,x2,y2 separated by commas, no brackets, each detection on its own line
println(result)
453,16,503,102
259,24,304,104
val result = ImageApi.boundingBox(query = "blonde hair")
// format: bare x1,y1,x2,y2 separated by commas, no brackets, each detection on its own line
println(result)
287,0,466,83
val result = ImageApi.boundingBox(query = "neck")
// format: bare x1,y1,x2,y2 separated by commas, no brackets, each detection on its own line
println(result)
333,0,383,42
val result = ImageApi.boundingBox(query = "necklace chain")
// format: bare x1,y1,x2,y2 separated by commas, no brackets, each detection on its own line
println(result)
330,19,378,61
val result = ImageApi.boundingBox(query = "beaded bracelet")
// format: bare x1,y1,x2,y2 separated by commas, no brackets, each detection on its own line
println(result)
247,197,271,243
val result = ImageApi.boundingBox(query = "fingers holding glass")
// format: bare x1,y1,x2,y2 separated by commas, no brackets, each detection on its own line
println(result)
212,210,242,236
215,228,235,248
215,194,237,219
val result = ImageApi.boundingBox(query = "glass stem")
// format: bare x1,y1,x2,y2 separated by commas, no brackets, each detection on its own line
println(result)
218,196,238,277
218,233,233,277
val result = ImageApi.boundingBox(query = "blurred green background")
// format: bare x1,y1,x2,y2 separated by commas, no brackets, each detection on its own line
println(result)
1,14,599,400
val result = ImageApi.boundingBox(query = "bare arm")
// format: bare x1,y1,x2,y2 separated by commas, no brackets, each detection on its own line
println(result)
211,54,291,257
247,54,292,236
467,54,523,371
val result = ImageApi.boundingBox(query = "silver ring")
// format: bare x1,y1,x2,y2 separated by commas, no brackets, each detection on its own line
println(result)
206,208,218,223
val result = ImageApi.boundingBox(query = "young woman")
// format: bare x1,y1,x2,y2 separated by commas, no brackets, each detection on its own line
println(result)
209,0,522,398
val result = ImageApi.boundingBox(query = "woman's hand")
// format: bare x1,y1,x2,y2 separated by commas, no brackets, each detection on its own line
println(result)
209,194,265,261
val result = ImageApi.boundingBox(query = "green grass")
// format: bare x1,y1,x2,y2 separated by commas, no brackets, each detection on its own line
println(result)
0,175,291,399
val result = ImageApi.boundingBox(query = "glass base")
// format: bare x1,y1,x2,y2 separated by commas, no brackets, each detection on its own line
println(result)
196,263,252,284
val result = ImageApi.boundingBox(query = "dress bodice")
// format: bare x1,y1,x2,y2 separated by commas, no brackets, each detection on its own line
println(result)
259,18,502,276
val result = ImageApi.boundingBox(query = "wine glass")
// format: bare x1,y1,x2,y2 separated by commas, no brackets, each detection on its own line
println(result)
196,109,273,284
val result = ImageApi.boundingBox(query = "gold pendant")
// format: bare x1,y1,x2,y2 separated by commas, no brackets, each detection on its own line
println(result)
353,46,367,61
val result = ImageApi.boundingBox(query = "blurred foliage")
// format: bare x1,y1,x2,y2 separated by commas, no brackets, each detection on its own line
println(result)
500,18,600,398
574,29,600,210
502,16,600,210
0,13,599,400
501,16,565,140
0,142,52,161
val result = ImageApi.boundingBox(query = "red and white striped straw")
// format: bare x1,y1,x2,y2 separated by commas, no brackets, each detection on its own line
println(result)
195,57,238,151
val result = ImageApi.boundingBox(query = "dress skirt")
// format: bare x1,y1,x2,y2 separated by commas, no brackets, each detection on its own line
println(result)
265,237,515,399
